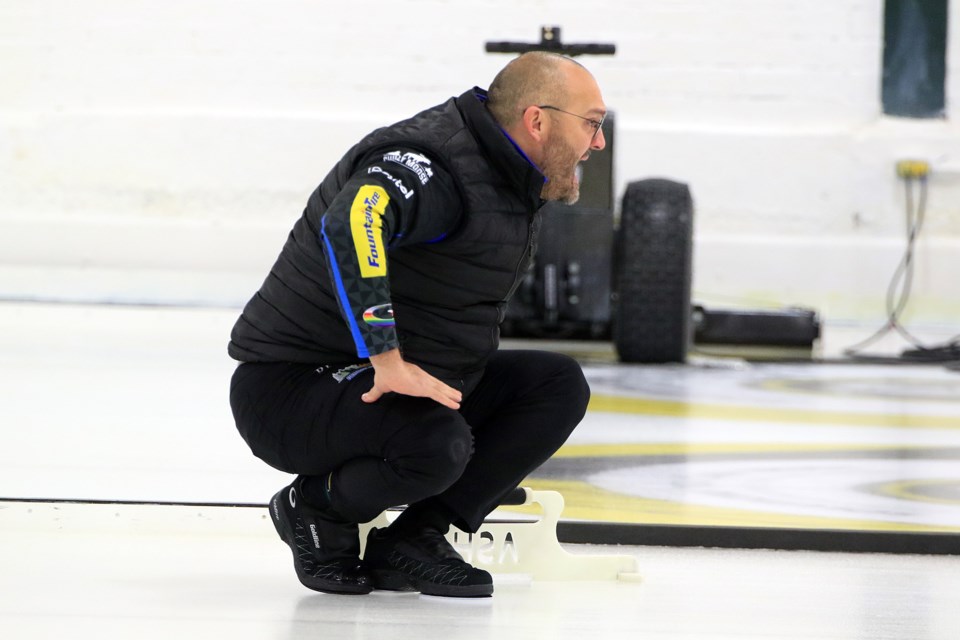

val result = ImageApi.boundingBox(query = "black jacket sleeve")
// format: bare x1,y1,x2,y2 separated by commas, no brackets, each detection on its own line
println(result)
318,149,461,358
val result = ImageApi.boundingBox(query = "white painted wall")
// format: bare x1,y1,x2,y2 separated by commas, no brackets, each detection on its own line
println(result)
1,0,958,325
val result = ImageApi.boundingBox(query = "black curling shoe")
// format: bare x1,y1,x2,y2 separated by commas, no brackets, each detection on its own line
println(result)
269,482,373,595
363,526,493,597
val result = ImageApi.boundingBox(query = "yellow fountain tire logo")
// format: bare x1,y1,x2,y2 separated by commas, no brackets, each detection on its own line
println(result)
350,185,390,278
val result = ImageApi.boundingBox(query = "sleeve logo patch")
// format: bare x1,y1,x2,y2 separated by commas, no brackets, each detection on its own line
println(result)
362,303,395,328
350,185,391,278
367,166,415,200
382,150,434,185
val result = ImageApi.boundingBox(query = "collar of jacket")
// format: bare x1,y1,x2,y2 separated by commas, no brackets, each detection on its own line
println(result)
457,87,547,212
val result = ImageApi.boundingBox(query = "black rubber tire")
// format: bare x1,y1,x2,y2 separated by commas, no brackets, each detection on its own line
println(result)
613,179,694,363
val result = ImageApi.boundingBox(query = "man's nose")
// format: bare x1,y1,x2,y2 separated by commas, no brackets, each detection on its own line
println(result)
592,127,606,151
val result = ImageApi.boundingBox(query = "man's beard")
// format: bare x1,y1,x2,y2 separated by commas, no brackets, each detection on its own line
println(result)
540,138,587,205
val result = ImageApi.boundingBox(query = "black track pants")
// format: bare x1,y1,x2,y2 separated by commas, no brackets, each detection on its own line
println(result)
229,350,590,532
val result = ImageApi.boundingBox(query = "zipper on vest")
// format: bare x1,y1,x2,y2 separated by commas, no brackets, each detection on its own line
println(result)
504,217,537,304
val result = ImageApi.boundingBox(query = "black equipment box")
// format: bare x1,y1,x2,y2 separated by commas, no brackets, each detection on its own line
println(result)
692,306,821,348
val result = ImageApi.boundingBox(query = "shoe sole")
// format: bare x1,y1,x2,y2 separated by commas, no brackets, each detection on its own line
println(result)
372,569,493,598
269,495,372,595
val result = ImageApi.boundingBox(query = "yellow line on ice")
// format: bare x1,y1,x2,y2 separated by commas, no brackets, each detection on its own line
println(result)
588,394,960,429
870,478,960,506
512,479,960,532
550,442,934,458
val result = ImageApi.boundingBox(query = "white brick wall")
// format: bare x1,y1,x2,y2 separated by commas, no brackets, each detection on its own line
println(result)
1,0,958,324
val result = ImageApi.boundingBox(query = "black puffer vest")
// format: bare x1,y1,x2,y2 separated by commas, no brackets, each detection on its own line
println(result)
229,88,545,389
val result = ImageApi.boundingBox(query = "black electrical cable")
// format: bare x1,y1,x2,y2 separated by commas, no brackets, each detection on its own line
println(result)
843,175,960,364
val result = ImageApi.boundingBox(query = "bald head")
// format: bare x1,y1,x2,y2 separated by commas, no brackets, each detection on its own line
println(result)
487,52,586,128
485,52,607,203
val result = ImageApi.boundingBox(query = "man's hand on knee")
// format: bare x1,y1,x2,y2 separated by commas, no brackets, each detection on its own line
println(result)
364,349,462,410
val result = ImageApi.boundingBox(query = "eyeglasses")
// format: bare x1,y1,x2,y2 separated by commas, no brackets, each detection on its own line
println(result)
537,105,605,141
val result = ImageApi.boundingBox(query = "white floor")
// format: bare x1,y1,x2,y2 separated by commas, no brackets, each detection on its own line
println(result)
4,500,960,640
2,301,959,639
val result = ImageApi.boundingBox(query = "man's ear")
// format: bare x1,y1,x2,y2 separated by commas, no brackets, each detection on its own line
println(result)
521,105,548,143
505,106,546,166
